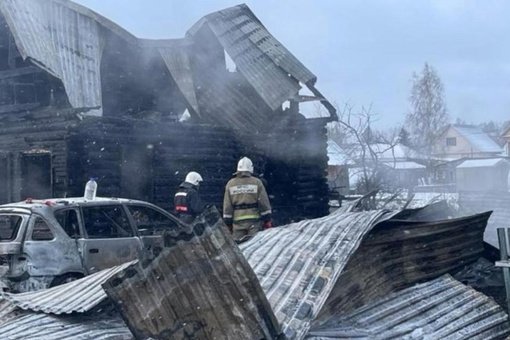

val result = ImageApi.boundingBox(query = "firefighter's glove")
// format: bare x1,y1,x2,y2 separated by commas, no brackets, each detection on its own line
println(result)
263,221,273,230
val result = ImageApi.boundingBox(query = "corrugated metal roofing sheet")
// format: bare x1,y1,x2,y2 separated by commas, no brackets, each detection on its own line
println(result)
308,274,510,339
457,157,510,168
188,4,316,111
1,261,136,314
367,143,421,160
102,207,280,340
239,209,393,339
0,298,19,325
195,72,277,131
0,310,132,340
318,210,491,319
0,205,495,339
140,38,201,117
383,160,426,169
453,125,503,153
0,0,104,115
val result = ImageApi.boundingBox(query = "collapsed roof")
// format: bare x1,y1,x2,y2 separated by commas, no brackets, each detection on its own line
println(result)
0,203,502,339
0,0,336,130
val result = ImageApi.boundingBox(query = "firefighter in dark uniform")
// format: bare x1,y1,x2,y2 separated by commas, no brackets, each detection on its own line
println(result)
223,157,273,241
174,171,205,224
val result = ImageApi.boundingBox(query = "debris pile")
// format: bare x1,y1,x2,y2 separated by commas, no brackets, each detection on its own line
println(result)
0,203,507,339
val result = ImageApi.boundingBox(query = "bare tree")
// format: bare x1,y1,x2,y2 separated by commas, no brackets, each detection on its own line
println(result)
405,63,449,159
330,103,399,194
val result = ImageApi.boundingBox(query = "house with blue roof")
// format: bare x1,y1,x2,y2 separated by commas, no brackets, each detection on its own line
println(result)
433,124,504,160
502,124,510,156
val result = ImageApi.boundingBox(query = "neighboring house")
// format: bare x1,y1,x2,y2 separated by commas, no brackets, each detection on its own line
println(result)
433,124,503,160
382,161,427,189
372,143,427,189
0,0,337,224
502,124,510,156
432,158,464,190
456,158,510,192
368,143,421,162
347,143,426,191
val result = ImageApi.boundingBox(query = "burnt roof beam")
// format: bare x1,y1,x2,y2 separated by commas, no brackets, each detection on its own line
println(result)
305,81,338,122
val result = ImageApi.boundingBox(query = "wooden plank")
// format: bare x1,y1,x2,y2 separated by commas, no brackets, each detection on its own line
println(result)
0,66,42,79
0,102,41,114
495,260,510,268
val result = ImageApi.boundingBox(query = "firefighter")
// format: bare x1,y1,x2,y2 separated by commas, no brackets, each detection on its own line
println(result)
223,157,273,241
174,171,205,224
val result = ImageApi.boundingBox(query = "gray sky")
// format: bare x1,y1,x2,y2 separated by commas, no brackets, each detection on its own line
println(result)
74,0,510,129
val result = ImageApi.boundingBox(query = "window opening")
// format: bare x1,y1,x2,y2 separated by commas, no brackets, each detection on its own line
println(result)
31,217,54,241
82,205,133,238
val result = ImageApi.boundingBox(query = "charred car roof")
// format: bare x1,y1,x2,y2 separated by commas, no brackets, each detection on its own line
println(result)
0,197,152,213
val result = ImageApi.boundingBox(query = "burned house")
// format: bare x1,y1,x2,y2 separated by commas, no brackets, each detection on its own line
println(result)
0,0,337,224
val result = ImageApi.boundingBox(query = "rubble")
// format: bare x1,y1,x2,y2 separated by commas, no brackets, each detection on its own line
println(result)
0,200,505,339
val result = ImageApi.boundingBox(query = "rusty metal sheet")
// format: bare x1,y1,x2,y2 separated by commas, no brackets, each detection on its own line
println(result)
102,206,280,340
0,0,104,114
188,4,316,111
308,274,510,339
0,261,136,314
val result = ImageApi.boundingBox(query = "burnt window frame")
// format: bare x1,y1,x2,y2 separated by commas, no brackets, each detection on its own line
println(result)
81,204,136,239
125,203,181,236
54,208,83,239
0,213,25,242
29,215,55,241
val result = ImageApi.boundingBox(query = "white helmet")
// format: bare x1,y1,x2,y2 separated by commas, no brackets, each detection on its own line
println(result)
185,171,203,186
237,157,253,173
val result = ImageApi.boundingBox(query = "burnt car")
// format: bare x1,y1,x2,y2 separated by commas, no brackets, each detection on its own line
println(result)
0,197,183,292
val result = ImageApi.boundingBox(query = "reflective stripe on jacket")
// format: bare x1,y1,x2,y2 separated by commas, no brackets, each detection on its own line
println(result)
174,182,204,217
223,172,271,225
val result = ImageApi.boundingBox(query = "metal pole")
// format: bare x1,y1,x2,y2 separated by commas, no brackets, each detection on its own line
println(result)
497,228,510,316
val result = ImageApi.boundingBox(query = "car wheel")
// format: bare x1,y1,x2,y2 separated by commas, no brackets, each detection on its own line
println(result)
50,273,83,287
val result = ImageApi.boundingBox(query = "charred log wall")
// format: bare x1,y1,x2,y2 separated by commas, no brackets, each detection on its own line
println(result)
0,107,82,203
67,117,329,224
0,106,330,225
242,118,330,224
67,119,239,212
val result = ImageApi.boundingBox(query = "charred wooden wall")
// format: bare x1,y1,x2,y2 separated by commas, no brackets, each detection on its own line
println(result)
244,117,330,224
0,107,83,203
0,106,329,225
66,117,329,224
66,118,241,212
